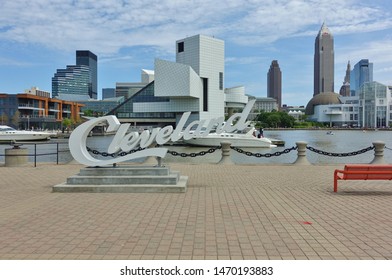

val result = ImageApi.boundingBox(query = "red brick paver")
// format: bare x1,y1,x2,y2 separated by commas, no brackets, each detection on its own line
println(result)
1,163,392,260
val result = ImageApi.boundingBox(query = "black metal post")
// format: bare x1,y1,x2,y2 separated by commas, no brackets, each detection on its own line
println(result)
34,144,37,167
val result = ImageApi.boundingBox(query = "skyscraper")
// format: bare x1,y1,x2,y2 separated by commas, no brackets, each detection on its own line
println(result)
76,50,98,99
52,65,90,100
314,23,334,96
350,59,373,96
339,61,351,96
267,60,282,109
52,50,97,100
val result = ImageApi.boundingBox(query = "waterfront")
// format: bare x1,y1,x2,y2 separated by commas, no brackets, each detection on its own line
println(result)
162,129,392,165
1,129,391,165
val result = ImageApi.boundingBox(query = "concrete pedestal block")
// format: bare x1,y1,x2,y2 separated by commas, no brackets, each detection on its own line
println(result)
53,165,188,193
5,148,28,167
218,141,234,165
370,141,385,164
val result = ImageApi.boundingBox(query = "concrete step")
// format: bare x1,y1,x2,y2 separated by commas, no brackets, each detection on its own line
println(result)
66,171,180,185
54,176,188,193
79,166,170,176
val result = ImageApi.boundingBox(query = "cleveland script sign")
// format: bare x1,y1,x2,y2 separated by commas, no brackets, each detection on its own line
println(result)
69,100,255,166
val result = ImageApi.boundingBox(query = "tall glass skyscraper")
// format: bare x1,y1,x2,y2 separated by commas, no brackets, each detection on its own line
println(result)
267,60,282,110
76,50,97,99
52,65,90,99
314,23,334,96
52,50,97,100
350,59,373,96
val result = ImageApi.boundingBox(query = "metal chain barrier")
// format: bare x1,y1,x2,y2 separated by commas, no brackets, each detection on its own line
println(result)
385,146,392,151
231,146,297,158
306,145,374,157
167,146,221,157
86,146,145,157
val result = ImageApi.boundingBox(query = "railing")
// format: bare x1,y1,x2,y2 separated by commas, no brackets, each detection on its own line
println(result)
0,141,70,167
2,140,390,167
84,141,390,166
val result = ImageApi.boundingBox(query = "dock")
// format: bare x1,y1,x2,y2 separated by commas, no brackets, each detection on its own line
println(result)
271,138,285,146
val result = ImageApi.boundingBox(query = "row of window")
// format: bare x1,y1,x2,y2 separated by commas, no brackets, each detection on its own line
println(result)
117,112,176,119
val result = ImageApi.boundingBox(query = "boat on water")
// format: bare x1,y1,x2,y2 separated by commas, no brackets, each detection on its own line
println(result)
183,126,276,148
0,125,53,142
326,131,334,135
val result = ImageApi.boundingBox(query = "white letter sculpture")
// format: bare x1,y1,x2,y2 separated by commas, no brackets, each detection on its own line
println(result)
69,100,255,166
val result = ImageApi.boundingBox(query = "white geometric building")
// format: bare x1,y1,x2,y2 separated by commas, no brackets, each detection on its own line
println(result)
224,86,249,116
109,34,248,125
155,34,225,122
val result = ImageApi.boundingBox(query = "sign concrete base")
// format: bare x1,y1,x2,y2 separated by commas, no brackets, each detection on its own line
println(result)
53,165,187,193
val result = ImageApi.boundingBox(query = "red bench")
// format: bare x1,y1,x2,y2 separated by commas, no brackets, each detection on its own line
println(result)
334,164,392,192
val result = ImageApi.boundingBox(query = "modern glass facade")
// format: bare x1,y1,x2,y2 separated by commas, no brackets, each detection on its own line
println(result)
52,65,90,98
350,59,373,96
107,82,175,122
102,88,116,99
359,82,388,128
0,94,18,126
76,50,98,99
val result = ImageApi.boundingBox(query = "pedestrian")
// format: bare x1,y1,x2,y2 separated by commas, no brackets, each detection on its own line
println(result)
259,128,264,138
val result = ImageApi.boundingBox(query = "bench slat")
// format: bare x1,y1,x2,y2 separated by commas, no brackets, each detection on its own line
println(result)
334,165,392,192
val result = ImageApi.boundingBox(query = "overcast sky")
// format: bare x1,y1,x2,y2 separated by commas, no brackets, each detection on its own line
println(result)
1,0,392,106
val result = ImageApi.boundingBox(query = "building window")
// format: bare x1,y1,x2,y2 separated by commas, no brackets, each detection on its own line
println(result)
178,42,184,53
219,72,223,90
202,78,208,111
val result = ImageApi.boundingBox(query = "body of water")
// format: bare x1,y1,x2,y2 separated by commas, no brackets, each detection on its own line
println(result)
155,129,391,165
1,130,391,165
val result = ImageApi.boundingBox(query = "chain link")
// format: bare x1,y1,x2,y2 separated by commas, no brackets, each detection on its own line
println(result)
306,145,374,157
86,144,378,159
86,146,145,157
385,146,392,151
231,146,297,158
167,146,221,157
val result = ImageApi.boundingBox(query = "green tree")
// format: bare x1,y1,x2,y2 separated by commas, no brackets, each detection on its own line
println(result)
266,114,280,128
11,111,20,128
83,109,94,117
62,118,72,132
279,112,296,127
255,111,296,128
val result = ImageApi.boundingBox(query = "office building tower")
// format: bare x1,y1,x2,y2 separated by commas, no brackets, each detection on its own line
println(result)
102,88,116,99
52,65,90,100
267,60,282,109
339,61,351,97
52,50,97,101
76,50,98,99
350,59,373,96
314,23,334,96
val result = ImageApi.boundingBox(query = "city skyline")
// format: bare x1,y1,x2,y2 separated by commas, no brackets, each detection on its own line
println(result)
1,0,392,106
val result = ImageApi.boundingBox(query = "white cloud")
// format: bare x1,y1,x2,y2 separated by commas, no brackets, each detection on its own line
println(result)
225,56,266,65
1,0,391,56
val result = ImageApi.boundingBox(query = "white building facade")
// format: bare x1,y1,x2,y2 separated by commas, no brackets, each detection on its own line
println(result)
310,96,359,127
359,81,392,128
109,34,249,125
306,81,392,128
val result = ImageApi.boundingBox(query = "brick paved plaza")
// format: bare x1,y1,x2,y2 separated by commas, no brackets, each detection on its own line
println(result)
0,162,392,260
